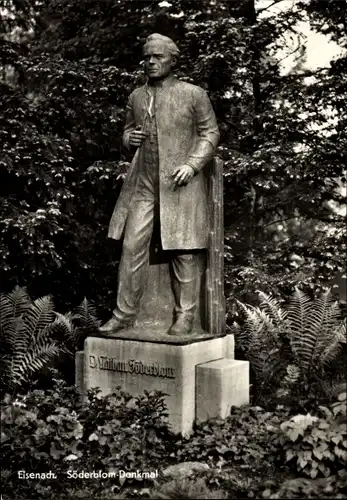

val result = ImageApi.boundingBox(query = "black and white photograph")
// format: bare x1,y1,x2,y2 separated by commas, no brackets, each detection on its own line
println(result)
1,0,346,498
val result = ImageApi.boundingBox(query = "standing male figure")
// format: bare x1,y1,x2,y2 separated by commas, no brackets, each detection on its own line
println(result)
100,33,220,336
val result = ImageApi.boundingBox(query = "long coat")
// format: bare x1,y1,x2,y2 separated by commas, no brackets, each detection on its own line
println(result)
108,75,220,250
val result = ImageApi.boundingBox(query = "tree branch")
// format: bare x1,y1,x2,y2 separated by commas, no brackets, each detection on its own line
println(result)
256,0,284,15
263,216,300,229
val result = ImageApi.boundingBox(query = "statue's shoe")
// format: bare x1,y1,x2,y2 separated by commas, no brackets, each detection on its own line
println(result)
99,316,134,335
167,315,194,336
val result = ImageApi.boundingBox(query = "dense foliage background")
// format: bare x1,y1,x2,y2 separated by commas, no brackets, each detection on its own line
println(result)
1,4,346,497
1,0,346,317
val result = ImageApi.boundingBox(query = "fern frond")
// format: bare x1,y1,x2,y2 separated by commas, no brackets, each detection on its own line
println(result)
6,317,29,351
287,287,312,338
236,301,262,347
1,289,31,352
253,308,277,336
8,341,61,389
236,300,275,338
319,317,346,367
0,286,31,345
1,289,71,392
311,291,340,337
52,312,75,338
333,317,346,343
306,291,341,369
291,335,316,375
73,297,100,329
23,296,55,337
259,291,287,327
7,286,32,317
288,288,316,374
248,349,273,381
29,340,61,370
235,298,281,381
234,302,285,397
44,313,75,354
249,347,284,398
320,337,342,367
0,296,16,338
288,289,344,375
313,307,340,366
282,364,301,387
230,322,248,349
78,297,97,318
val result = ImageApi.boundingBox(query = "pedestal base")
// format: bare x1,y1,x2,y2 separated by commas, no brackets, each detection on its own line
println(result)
75,330,248,435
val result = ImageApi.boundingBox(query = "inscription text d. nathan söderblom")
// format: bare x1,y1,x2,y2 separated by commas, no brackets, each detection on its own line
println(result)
89,355,176,379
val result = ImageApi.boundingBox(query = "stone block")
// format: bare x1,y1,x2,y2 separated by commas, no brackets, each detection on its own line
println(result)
82,333,226,435
162,462,210,479
223,334,235,359
196,358,249,423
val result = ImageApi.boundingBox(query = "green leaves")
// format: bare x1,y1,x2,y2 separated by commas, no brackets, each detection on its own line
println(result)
0,287,97,394
2,376,347,499
288,288,344,376
1,383,174,497
277,392,347,479
1,0,346,318
0,290,61,391
174,405,283,470
234,288,346,408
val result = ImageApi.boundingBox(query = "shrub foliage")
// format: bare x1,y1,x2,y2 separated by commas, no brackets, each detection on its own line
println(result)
2,382,346,499
233,288,346,407
0,286,100,395
276,392,347,478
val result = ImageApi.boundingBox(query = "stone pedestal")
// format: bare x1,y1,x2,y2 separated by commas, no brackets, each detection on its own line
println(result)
76,330,249,435
196,359,250,423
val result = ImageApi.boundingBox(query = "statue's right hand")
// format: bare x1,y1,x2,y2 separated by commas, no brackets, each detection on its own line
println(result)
128,128,147,147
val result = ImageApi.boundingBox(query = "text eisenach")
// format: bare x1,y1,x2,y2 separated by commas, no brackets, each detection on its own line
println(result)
18,471,57,480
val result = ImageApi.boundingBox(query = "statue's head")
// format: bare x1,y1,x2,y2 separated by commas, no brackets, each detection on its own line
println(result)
143,33,180,81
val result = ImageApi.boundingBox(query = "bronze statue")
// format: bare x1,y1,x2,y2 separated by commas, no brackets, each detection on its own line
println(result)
100,33,220,336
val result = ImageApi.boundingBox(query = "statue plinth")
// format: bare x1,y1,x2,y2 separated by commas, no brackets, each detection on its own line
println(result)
76,331,248,436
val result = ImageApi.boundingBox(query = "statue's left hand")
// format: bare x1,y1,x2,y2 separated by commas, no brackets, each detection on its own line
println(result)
172,165,195,188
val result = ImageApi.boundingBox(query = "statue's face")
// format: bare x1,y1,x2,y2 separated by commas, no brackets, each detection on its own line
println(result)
143,41,175,81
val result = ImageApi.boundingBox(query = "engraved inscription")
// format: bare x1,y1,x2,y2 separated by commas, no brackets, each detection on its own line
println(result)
89,355,176,378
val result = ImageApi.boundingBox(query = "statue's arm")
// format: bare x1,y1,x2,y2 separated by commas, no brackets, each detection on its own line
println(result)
122,93,136,151
186,88,220,173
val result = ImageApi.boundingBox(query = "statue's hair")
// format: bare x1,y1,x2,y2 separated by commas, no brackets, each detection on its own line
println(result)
144,33,180,59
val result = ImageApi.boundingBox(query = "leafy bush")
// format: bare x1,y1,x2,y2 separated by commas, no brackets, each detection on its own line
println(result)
2,378,347,499
78,387,173,472
274,392,347,479
174,405,290,471
262,470,347,499
233,288,346,408
172,396,347,496
1,382,173,500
